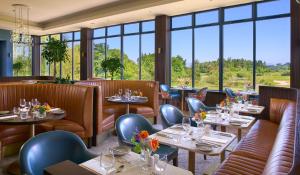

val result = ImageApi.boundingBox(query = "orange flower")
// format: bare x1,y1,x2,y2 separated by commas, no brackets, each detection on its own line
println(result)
139,130,149,139
150,138,159,152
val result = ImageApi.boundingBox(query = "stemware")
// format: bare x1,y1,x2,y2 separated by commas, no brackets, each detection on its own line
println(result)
99,150,115,175
20,99,26,108
118,89,123,97
13,107,20,115
182,117,191,137
31,98,39,107
154,154,168,175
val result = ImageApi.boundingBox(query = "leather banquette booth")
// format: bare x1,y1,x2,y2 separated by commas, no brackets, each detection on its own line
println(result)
215,86,300,175
0,84,94,158
76,80,159,146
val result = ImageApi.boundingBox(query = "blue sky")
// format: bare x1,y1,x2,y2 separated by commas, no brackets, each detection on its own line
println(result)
171,0,290,66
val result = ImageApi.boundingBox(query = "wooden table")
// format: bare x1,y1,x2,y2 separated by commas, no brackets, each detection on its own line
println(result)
80,151,193,175
171,87,198,111
203,112,256,141
0,110,65,175
150,126,236,174
107,96,148,114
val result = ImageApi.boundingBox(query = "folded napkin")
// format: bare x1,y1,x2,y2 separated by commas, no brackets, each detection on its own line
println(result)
201,135,227,144
0,115,18,120
230,118,248,124
49,108,61,112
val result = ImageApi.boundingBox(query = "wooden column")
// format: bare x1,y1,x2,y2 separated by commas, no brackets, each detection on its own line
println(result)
291,0,300,88
80,28,93,80
155,15,171,85
31,36,40,76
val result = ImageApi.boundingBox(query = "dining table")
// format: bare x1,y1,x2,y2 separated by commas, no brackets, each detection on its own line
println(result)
202,111,256,141
107,96,148,114
80,151,193,175
149,125,236,174
0,109,65,175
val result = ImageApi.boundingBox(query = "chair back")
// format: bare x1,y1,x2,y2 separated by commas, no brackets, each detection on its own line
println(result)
196,87,208,101
115,114,156,145
160,84,170,93
186,97,208,117
160,104,184,128
20,131,95,175
224,88,236,98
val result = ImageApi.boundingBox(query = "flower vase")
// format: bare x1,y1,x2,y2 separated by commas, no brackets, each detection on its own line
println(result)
140,148,152,171
39,111,46,118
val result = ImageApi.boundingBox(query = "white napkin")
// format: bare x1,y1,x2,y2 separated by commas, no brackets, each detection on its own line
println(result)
201,135,227,144
48,108,61,112
230,118,249,123
0,115,18,120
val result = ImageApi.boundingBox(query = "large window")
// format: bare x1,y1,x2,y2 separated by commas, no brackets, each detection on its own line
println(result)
13,43,32,76
170,0,290,90
40,31,81,80
92,20,155,80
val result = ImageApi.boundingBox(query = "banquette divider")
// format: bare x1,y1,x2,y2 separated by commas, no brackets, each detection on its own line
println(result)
214,86,300,175
0,83,94,157
76,80,159,146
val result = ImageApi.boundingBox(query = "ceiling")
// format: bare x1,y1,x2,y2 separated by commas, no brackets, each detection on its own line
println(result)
0,0,259,35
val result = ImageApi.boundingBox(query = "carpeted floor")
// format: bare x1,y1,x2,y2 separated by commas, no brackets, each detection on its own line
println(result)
0,113,250,175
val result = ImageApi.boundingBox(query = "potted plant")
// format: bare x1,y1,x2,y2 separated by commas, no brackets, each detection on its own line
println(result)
41,38,69,78
101,57,123,80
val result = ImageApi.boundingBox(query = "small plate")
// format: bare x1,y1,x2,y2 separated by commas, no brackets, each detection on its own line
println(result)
111,146,130,156
51,110,65,115
0,111,10,115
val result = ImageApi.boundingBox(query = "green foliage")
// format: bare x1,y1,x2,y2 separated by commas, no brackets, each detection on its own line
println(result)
13,55,32,76
101,57,123,80
55,75,73,84
41,38,69,77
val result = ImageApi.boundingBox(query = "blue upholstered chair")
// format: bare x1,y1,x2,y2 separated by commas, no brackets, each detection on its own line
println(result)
160,84,180,100
19,131,96,175
160,104,184,129
115,114,178,165
224,88,237,98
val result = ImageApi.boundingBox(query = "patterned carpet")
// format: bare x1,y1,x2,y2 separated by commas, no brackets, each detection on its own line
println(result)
0,114,250,175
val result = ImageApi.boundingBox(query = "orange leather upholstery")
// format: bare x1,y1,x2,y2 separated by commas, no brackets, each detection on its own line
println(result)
215,98,296,175
0,84,94,149
76,80,159,135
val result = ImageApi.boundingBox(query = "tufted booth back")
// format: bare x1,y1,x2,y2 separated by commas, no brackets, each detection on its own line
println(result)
0,84,94,138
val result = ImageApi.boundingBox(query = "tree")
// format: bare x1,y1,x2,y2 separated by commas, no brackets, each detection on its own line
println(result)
13,61,24,76
101,57,123,80
41,38,69,78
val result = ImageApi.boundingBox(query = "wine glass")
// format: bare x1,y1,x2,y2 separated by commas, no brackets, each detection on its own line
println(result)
154,154,168,175
99,150,115,175
216,104,222,115
182,117,191,136
25,102,32,111
20,99,26,108
118,89,123,97
13,107,20,115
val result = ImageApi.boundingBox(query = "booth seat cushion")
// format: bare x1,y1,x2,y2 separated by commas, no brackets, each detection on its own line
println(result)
101,113,115,132
233,120,278,161
129,105,155,118
215,154,266,175
0,125,30,145
37,120,85,138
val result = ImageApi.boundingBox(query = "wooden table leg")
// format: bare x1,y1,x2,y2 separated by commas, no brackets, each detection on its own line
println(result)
221,126,226,132
238,128,242,142
181,91,184,111
30,124,35,137
188,151,195,174
126,104,130,114
220,151,225,163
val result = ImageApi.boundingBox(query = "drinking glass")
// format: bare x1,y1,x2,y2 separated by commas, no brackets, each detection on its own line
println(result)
182,117,191,136
20,99,26,108
25,102,32,111
118,89,123,97
216,104,222,115
99,150,115,175
154,154,168,175
13,107,20,115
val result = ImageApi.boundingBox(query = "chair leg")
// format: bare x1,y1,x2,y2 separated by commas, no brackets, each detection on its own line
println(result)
87,137,92,148
153,116,157,124
173,157,178,166
204,154,207,160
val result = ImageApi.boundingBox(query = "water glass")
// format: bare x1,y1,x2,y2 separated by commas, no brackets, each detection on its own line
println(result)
20,99,26,108
99,150,115,175
182,117,191,136
13,107,20,115
154,154,168,175
19,108,28,120
25,102,32,111
118,89,123,97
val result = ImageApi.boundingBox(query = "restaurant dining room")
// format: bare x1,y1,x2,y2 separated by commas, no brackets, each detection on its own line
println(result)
0,0,300,175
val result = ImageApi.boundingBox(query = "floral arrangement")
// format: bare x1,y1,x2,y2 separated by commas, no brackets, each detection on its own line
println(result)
33,103,51,114
131,130,159,154
200,111,207,120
